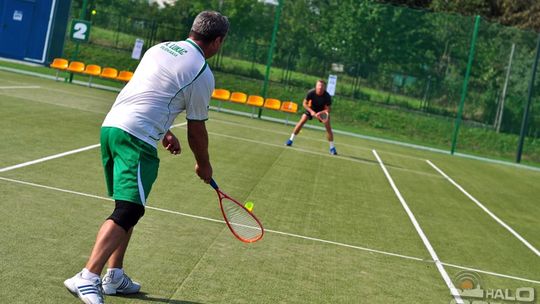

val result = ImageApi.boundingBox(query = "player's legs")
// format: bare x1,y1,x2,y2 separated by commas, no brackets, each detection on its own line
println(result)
324,117,334,141
85,219,129,274
65,128,156,301
107,227,133,269
286,113,310,146
293,113,310,135
324,118,337,155
101,225,141,295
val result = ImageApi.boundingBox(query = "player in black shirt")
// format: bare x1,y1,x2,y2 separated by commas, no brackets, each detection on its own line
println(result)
285,80,337,155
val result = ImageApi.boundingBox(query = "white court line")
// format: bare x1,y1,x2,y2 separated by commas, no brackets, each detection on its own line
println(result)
0,144,101,172
373,150,463,303
1,175,538,285
427,160,540,257
211,118,427,162
0,85,41,89
204,129,443,178
0,122,188,173
0,120,432,178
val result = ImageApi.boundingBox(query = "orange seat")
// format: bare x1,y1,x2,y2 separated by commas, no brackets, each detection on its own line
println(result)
83,64,101,76
230,92,247,104
212,89,231,101
281,101,299,125
50,58,69,81
246,95,264,107
50,58,68,70
116,71,133,82
66,61,85,74
264,98,281,111
83,64,102,87
100,67,118,80
280,101,298,113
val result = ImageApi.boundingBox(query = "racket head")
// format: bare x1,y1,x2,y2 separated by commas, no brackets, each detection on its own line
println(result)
316,111,329,123
210,179,264,243
217,193,264,243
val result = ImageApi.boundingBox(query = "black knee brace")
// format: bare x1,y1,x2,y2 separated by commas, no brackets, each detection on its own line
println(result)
107,200,145,232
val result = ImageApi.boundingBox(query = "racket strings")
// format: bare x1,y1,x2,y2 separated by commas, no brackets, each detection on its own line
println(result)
221,198,262,241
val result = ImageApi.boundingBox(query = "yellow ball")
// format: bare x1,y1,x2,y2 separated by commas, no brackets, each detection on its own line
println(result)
244,201,254,212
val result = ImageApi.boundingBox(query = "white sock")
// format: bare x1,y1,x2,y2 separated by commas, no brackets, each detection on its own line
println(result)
81,268,100,280
329,141,335,149
106,268,124,281
289,133,296,141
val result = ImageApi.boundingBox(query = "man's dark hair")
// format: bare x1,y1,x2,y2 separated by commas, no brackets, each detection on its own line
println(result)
317,79,327,85
189,11,229,44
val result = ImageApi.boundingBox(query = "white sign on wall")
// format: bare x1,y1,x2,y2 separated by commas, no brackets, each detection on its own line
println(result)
13,10,23,21
327,74,337,96
132,38,144,60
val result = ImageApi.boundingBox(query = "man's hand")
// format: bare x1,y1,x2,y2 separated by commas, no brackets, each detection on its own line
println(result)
162,131,181,155
195,163,212,183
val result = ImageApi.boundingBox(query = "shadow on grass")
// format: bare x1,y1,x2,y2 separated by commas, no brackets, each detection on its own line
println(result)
116,292,204,304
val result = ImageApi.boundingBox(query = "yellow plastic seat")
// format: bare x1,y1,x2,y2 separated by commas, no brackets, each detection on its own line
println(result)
246,95,264,107
50,58,68,70
246,95,264,118
66,61,85,74
229,92,247,104
116,71,133,82
83,64,101,76
50,58,68,81
100,67,118,80
212,89,231,112
280,101,298,113
264,98,281,111
212,89,231,101
82,64,102,87
280,101,299,125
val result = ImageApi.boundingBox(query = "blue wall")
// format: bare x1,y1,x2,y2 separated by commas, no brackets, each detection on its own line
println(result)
0,0,70,64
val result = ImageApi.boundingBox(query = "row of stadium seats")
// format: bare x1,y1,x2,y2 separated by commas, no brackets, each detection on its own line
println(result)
212,89,298,118
49,58,133,87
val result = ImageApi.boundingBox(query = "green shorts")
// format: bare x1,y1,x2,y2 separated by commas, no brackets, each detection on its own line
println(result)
100,127,159,205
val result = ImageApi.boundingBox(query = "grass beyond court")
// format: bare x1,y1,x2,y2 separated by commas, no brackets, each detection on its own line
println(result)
0,70,539,303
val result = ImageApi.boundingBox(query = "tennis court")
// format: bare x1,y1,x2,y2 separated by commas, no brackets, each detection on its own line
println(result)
1,69,539,303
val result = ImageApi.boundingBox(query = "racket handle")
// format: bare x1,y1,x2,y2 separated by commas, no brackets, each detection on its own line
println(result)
209,178,219,190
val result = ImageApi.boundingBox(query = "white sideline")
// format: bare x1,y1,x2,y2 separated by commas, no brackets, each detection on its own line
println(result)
0,122,188,173
427,160,540,257
0,175,538,285
0,144,101,173
373,150,463,304
0,85,41,89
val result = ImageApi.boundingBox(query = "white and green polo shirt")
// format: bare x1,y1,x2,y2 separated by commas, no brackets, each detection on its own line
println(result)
102,38,213,148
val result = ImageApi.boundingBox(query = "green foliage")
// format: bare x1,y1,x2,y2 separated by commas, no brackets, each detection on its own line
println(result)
63,0,540,161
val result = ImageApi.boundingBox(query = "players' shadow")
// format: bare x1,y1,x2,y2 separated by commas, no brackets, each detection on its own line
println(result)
118,292,204,304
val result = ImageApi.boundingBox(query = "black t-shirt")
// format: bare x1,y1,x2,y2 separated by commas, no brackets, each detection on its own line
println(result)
306,89,332,112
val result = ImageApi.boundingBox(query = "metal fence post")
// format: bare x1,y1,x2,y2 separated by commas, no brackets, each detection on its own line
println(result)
516,34,540,163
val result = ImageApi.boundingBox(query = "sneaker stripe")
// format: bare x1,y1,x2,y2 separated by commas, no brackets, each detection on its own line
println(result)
118,277,130,290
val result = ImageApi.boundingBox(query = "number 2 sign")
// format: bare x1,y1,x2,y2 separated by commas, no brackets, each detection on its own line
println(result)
70,19,91,43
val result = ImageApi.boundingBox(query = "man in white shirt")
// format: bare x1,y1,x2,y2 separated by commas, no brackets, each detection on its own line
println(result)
64,11,229,304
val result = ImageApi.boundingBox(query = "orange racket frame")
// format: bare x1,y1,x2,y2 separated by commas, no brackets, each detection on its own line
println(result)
210,179,264,243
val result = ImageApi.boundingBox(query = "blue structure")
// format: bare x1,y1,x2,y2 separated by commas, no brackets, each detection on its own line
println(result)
0,0,71,64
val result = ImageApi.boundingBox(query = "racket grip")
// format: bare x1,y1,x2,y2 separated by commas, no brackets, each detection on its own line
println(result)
209,178,219,190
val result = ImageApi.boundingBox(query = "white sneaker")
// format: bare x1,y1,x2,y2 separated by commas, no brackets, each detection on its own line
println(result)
64,272,104,304
102,270,141,295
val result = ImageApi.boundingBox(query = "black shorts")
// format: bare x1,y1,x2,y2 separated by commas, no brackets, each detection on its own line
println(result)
304,111,314,120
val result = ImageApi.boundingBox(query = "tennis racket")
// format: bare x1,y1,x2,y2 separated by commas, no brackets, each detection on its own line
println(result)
316,110,329,123
209,179,264,243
